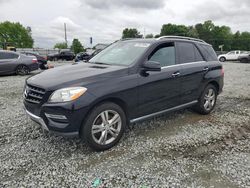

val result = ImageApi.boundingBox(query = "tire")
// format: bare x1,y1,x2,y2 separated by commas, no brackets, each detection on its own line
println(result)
193,84,217,115
219,57,226,62
81,102,126,151
240,58,248,63
16,65,30,76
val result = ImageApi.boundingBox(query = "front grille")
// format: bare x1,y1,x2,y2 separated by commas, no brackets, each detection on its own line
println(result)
24,85,45,104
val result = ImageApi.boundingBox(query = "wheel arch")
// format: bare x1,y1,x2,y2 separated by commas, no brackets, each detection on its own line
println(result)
206,80,220,94
80,97,130,132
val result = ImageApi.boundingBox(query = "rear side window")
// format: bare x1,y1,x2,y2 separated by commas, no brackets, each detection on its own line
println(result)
197,44,218,61
0,52,19,60
149,43,176,67
176,42,204,64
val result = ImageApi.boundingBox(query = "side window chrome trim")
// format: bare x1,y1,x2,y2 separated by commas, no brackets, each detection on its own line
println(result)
161,61,206,69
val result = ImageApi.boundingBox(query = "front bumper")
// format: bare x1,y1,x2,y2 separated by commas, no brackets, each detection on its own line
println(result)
25,108,49,131
24,107,79,137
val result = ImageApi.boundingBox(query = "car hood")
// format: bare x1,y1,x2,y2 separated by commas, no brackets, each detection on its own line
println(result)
27,63,129,90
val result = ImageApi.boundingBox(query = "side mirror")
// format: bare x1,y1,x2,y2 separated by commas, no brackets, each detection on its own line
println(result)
142,61,161,72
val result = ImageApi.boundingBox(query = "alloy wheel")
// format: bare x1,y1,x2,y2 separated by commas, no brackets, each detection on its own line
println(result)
91,110,122,145
204,88,216,111
17,65,29,75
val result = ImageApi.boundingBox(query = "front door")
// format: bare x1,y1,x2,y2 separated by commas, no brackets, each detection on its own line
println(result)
137,42,182,117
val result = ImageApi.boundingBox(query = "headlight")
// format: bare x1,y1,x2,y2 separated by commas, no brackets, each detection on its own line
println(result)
49,87,87,103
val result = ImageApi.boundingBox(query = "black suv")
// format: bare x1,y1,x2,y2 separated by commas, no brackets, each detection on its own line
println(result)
23,36,224,151
47,51,75,61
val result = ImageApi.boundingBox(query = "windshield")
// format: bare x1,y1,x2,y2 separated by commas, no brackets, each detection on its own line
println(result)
89,41,151,66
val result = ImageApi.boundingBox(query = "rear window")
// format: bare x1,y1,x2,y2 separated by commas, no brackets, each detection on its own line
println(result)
0,52,19,60
197,44,218,61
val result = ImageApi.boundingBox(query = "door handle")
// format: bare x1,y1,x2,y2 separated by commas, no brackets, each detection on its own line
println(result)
203,67,209,71
172,72,180,77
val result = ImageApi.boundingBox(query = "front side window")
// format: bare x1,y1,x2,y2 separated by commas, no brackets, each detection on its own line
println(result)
228,51,235,55
148,43,175,67
89,41,151,66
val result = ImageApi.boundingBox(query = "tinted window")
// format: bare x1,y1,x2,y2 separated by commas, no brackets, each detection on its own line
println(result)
149,43,175,67
90,41,151,66
0,52,19,60
176,42,203,64
198,44,218,61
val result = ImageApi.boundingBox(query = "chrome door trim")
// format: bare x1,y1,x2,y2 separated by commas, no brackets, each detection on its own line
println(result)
161,61,206,69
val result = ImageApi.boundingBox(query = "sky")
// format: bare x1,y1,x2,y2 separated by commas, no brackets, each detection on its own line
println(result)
0,0,249,48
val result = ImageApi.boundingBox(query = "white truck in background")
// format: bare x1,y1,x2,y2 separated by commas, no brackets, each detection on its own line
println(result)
218,51,249,62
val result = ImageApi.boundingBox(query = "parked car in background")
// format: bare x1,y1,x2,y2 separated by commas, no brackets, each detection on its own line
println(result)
47,51,75,61
0,50,38,75
23,36,224,151
75,49,102,62
238,52,250,63
21,52,48,70
218,50,248,62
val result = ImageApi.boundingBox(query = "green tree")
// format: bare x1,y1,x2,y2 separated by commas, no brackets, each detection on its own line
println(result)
122,28,142,39
54,42,68,49
195,20,215,45
239,32,250,51
232,31,241,50
0,21,34,48
154,34,161,38
160,24,189,36
145,34,154,38
71,39,84,54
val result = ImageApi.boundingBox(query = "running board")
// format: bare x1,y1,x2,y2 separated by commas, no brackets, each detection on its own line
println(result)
130,100,198,123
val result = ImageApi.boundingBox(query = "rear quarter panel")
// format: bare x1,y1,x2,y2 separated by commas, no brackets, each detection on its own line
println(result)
200,61,224,94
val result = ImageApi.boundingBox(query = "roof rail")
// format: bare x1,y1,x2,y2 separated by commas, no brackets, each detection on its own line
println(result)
120,38,144,41
156,36,206,43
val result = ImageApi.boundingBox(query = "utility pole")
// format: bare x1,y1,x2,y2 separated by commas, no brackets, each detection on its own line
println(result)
64,23,68,48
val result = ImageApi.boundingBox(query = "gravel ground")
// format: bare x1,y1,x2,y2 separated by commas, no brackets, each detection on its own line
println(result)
0,61,249,187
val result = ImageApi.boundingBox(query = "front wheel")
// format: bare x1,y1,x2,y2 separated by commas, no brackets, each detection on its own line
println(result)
219,57,226,62
193,84,217,115
81,102,126,151
16,65,29,75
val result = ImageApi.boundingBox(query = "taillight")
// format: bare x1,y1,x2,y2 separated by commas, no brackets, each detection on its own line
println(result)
32,58,38,63
221,67,224,76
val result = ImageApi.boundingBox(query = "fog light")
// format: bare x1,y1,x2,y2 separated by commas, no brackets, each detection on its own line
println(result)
45,113,67,120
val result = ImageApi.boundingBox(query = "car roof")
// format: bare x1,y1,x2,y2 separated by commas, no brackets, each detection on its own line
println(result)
0,50,19,54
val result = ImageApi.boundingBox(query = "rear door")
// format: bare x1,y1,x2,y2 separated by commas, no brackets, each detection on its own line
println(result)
0,52,19,74
137,42,183,117
176,42,207,104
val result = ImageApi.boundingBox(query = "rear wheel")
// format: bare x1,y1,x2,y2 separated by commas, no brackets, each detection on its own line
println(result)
16,65,29,75
81,102,126,151
240,58,249,63
219,57,226,62
193,84,217,115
